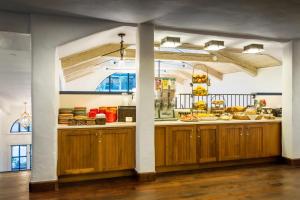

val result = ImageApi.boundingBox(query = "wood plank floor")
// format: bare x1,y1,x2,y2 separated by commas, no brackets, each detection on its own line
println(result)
1,164,300,200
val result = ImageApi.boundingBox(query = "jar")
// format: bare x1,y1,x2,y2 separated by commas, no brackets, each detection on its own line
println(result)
95,114,106,125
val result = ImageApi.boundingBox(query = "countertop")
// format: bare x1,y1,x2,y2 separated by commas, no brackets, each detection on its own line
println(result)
57,118,281,129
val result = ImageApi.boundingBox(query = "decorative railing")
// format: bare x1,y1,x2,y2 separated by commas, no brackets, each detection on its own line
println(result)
175,93,255,109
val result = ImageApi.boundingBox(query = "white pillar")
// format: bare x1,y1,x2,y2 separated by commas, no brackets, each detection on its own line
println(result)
135,23,155,174
282,40,300,159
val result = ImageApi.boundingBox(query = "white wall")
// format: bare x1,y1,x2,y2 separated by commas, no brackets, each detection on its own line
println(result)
0,105,32,172
60,94,133,110
65,66,282,108
30,13,127,182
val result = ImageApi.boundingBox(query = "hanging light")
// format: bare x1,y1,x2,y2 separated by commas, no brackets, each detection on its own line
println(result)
204,40,225,51
160,36,181,48
19,102,31,128
118,33,126,67
243,44,264,54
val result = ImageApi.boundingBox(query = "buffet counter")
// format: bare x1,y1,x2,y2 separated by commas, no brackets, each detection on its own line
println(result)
57,118,282,183
57,118,281,129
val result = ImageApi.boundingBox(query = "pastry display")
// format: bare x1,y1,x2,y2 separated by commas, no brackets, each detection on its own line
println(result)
193,101,207,110
226,106,246,113
193,86,208,96
212,100,224,105
220,113,233,120
196,113,218,121
180,114,198,122
192,74,208,84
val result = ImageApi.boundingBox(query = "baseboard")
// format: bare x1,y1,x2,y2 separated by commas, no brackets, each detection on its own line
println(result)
281,157,300,166
134,170,156,182
29,180,58,192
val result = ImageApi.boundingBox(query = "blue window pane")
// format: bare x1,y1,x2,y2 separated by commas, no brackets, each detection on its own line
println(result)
20,157,27,170
20,125,29,132
129,74,136,92
11,157,19,170
29,125,32,132
96,73,136,93
12,146,19,157
20,146,27,156
96,77,109,91
110,73,128,92
11,122,19,132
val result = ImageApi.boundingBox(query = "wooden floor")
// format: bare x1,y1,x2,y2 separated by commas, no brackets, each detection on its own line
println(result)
1,164,300,200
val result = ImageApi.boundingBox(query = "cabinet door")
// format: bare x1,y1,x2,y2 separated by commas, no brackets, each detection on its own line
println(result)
244,124,263,158
98,128,135,171
197,125,218,163
155,126,167,167
166,126,197,165
58,129,98,176
262,123,281,157
219,125,244,161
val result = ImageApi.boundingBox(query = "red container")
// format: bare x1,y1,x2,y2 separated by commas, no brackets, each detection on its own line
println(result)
106,111,117,123
90,108,98,113
88,111,97,118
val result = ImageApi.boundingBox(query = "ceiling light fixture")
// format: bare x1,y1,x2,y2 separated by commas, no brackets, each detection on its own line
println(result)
160,36,181,48
204,40,225,51
19,102,31,128
243,44,264,54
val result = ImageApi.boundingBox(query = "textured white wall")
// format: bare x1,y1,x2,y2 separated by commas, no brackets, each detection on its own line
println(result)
0,105,32,172
30,13,125,182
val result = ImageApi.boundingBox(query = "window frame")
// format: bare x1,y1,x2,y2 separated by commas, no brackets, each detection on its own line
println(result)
95,73,136,93
10,120,32,134
11,145,28,171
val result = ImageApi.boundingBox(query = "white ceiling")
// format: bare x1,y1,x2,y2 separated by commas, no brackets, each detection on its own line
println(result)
0,0,300,40
58,26,283,60
0,31,31,111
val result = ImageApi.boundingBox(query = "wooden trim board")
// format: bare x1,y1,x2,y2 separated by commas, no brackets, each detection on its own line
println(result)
29,180,58,192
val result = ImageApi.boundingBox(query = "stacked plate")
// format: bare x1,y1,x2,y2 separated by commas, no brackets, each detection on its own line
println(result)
74,107,87,117
58,108,74,124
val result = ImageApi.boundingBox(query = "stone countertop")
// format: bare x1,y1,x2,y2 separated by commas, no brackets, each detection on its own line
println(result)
57,118,281,129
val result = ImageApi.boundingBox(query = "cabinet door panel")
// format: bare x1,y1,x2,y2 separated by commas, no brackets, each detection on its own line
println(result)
58,130,98,176
245,124,263,158
262,123,281,157
166,126,197,165
98,128,135,171
197,126,218,163
155,126,167,167
219,125,243,161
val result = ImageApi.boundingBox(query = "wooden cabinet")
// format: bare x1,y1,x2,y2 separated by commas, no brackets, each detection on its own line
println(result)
244,124,263,158
166,126,197,165
155,126,167,167
219,125,244,161
97,127,135,171
262,123,281,157
58,127,135,176
58,129,98,176
219,123,281,161
197,125,218,163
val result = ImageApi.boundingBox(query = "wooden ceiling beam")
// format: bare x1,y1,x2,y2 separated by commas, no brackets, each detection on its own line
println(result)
193,63,223,80
210,51,257,76
61,43,129,68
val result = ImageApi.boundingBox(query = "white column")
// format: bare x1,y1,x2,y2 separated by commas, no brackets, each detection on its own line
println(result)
282,40,300,159
135,23,155,173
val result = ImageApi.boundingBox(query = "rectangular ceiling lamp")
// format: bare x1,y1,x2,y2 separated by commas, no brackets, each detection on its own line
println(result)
204,40,225,51
160,36,181,48
243,44,264,54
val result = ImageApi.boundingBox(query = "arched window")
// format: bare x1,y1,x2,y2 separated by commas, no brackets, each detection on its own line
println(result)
96,73,136,93
10,120,32,133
